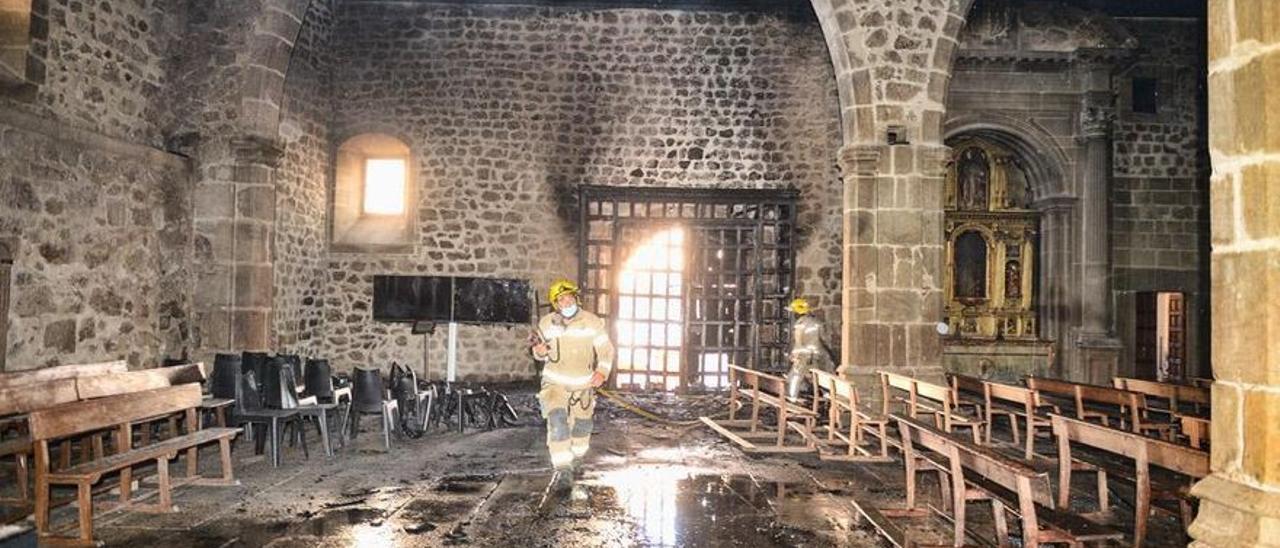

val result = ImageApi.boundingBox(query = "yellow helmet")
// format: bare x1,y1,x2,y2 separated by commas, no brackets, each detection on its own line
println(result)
786,298,811,315
548,278,580,304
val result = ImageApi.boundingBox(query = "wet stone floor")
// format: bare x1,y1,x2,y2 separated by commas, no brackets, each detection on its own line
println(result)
7,389,1189,547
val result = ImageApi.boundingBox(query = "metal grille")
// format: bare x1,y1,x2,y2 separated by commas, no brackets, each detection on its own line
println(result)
578,186,798,392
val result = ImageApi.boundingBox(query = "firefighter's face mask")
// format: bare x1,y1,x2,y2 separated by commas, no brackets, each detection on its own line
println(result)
556,293,579,318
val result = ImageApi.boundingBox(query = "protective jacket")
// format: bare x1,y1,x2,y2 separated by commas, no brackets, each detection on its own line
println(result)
786,315,832,399
533,309,615,389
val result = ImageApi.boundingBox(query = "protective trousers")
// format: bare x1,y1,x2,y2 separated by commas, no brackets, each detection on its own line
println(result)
538,382,596,470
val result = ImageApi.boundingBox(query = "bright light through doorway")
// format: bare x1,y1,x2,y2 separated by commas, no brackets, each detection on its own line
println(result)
363,158,406,215
616,227,685,391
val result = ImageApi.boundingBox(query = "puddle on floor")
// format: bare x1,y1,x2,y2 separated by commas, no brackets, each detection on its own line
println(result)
579,466,883,547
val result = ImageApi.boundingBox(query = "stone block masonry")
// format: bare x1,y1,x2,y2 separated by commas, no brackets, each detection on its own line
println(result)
320,4,844,379
1188,0,1280,545
0,108,192,370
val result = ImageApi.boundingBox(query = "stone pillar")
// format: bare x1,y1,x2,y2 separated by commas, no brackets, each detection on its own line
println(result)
1073,90,1122,383
837,143,948,386
1188,1,1280,544
1033,196,1078,378
191,136,281,360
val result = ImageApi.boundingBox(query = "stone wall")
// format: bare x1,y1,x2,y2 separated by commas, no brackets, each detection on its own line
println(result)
320,4,843,379
1110,18,1211,377
273,0,335,356
0,109,191,370
26,0,174,146
1188,0,1280,544
1111,19,1208,276
0,0,193,371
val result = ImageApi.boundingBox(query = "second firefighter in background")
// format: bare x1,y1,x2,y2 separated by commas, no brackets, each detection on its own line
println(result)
530,279,615,476
784,297,834,401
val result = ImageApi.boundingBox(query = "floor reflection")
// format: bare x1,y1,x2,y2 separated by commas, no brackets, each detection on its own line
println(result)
585,466,854,547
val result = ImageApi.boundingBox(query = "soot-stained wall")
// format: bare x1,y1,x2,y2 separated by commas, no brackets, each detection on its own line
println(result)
319,4,843,379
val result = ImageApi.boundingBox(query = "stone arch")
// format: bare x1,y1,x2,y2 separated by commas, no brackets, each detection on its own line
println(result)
943,114,1071,200
239,0,317,139
809,0,977,146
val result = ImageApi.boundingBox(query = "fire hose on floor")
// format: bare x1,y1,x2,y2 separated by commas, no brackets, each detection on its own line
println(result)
595,388,725,428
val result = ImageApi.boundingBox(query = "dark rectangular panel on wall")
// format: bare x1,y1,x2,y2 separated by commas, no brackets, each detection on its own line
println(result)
452,277,534,325
579,185,798,392
372,275,453,322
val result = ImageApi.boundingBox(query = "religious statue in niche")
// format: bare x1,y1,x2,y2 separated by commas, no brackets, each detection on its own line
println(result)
957,147,990,211
954,231,988,301
1005,260,1021,299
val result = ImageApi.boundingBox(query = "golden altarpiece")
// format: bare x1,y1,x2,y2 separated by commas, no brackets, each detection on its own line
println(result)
942,136,1052,379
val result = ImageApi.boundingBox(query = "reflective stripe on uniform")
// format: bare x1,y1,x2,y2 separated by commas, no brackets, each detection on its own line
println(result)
543,370,595,388
570,444,589,457
592,334,609,346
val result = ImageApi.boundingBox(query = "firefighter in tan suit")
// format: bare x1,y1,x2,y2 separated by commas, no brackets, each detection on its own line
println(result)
784,297,833,401
531,279,614,486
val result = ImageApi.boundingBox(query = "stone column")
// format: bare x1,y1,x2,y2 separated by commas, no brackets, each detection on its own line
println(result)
1032,196,1078,378
837,143,948,387
191,136,281,361
1073,90,1122,383
1188,0,1280,544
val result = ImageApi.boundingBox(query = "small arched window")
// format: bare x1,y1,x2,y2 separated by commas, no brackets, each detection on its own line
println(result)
332,134,414,251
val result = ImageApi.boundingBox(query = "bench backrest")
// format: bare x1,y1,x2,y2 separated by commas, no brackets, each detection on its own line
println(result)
28,384,203,442
0,360,128,389
1050,413,1209,478
985,381,1038,410
75,363,206,400
1113,377,1176,400
728,364,787,397
0,378,80,417
913,378,955,408
1025,376,1076,398
949,373,986,400
895,414,1053,507
812,369,857,407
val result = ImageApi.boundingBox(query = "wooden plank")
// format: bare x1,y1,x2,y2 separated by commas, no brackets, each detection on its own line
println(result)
75,364,204,400
1051,413,1209,478
0,379,79,417
0,360,127,389
28,385,203,442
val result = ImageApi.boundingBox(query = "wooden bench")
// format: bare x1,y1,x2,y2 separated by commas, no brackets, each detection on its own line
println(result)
809,369,892,462
1050,413,1209,547
1026,377,1162,437
983,381,1054,460
881,371,984,443
1178,414,1210,449
0,360,128,390
30,384,240,546
947,373,987,416
700,364,818,453
1111,376,1208,419
0,378,80,505
894,414,1123,547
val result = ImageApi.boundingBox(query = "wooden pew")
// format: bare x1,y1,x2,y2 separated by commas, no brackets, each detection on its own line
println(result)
76,363,206,400
1178,414,1210,449
1050,413,1209,547
0,361,128,390
809,369,892,462
1113,377,1211,419
947,372,986,415
894,414,1123,547
30,384,240,545
881,371,984,443
1026,377,1158,436
0,379,80,505
983,381,1052,460
700,365,818,453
